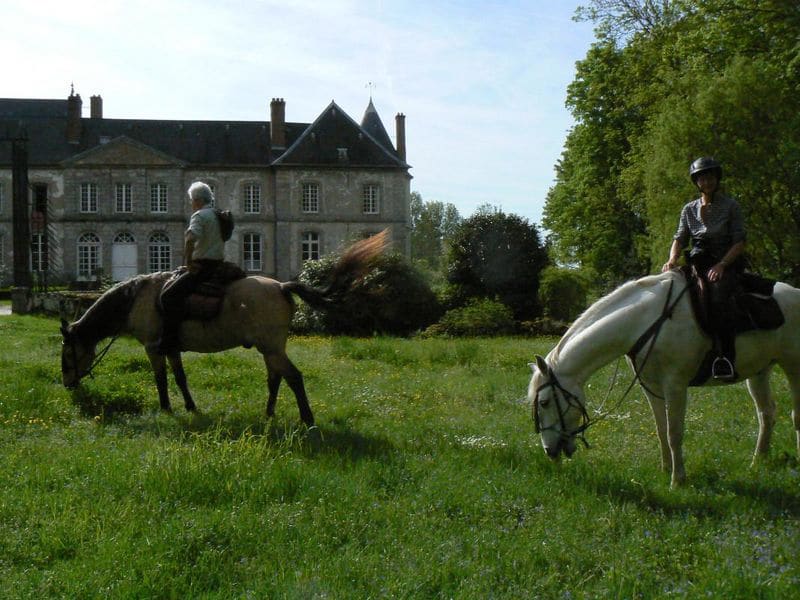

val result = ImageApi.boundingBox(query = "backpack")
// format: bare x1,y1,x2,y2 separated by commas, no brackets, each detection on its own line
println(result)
214,208,234,241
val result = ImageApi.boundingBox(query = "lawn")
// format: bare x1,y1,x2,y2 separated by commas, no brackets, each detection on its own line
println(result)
0,313,798,598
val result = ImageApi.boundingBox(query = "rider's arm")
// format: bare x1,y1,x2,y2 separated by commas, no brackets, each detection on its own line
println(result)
662,239,684,272
184,231,196,265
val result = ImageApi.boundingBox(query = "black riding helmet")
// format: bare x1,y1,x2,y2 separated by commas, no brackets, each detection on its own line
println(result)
689,156,722,184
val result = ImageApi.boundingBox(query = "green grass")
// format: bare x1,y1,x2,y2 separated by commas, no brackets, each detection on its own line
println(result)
1,313,799,598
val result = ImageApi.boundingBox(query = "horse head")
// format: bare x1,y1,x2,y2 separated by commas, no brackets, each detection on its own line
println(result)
60,319,96,389
528,355,589,459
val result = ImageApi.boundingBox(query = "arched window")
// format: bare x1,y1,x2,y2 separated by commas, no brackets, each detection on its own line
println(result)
77,233,101,279
113,231,136,244
148,232,171,273
301,231,320,261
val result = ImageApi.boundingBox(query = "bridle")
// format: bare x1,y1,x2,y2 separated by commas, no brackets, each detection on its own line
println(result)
533,276,690,447
62,332,119,383
533,368,591,449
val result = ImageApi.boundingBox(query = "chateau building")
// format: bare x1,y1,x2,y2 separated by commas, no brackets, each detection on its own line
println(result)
0,89,411,285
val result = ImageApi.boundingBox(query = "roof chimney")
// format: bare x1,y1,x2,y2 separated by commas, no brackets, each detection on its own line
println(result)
395,113,406,162
90,95,103,119
270,98,286,148
66,89,82,144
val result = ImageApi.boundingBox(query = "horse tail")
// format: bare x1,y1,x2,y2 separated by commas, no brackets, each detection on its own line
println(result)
280,229,390,310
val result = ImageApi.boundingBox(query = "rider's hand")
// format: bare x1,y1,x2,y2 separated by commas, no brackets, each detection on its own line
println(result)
707,263,725,282
662,261,676,272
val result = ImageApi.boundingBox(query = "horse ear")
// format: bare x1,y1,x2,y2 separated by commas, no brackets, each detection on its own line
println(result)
534,355,549,375
60,318,70,337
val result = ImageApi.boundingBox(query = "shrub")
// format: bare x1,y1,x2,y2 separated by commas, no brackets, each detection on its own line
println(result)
538,266,590,322
293,252,442,336
425,298,516,337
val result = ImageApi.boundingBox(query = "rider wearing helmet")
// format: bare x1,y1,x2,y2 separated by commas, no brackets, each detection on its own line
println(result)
662,157,746,379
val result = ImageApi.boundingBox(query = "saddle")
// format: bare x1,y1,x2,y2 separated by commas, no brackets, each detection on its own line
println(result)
161,261,246,320
681,266,784,385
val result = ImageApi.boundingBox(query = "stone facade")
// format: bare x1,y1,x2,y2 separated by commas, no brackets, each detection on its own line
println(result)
0,92,411,285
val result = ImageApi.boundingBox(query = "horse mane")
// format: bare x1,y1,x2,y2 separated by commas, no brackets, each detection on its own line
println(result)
549,272,674,364
72,274,159,343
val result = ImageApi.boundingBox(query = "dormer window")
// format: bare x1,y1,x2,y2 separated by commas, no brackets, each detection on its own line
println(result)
337,148,348,163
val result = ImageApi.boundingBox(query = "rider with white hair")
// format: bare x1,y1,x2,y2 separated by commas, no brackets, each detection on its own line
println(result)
153,181,225,355
662,157,746,379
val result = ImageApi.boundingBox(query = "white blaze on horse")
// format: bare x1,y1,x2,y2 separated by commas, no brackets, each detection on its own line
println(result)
60,231,389,425
528,270,800,488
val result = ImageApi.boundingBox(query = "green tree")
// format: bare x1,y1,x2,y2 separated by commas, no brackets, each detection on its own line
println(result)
538,266,591,322
409,191,462,270
547,0,800,284
445,207,548,320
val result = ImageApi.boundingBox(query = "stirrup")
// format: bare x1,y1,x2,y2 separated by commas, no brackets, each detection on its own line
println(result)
712,356,735,380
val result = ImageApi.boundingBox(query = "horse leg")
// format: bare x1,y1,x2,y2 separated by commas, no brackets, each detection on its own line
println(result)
262,356,282,419
146,352,172,412
784,368,800,458
168,352,196,412
264,352,314,427
745,369,776,465
665,389,688,488
644,391,672,474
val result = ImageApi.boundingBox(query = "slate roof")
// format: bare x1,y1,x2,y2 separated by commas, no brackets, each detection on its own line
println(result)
360,98,395,154
274,101,408,168
0,96,407,171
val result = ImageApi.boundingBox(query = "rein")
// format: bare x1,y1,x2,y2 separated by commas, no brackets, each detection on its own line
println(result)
625,278,689,400
534,277,690,443
65,333,120,381
533,370,592,448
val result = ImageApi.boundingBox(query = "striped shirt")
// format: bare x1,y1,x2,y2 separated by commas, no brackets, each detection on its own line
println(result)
673,194,745,260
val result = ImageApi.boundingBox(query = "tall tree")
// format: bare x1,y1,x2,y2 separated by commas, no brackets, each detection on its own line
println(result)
409,191,462,270
547,0,800,284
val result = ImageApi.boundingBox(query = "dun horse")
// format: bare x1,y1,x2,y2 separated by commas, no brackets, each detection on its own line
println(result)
60,231,389,425
528,270,800,487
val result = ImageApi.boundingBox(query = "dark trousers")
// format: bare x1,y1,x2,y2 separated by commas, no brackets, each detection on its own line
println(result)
689,253,739,364
158,260,221,350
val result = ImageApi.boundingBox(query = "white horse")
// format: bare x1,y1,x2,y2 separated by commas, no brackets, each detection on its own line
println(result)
527,270,800,488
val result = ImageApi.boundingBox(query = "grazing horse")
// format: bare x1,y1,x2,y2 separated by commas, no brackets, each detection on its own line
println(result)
60,231,389,425
528,270,800,487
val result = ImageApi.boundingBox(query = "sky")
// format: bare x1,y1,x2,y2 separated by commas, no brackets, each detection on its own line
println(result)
0,0,597,226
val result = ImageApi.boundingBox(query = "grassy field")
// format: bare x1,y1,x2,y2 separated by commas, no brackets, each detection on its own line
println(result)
1,312,798,598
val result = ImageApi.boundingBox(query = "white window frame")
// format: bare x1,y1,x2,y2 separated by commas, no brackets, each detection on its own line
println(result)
363,184,380,214
301,231,320,261
31,233,47,272
150,183,168,213
148,232,171,273
80,183,98,213
242,232,263,272
113,231,136,244
243,183,261,214
115,183,133,213
301,183,319,213
77,233,101,279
